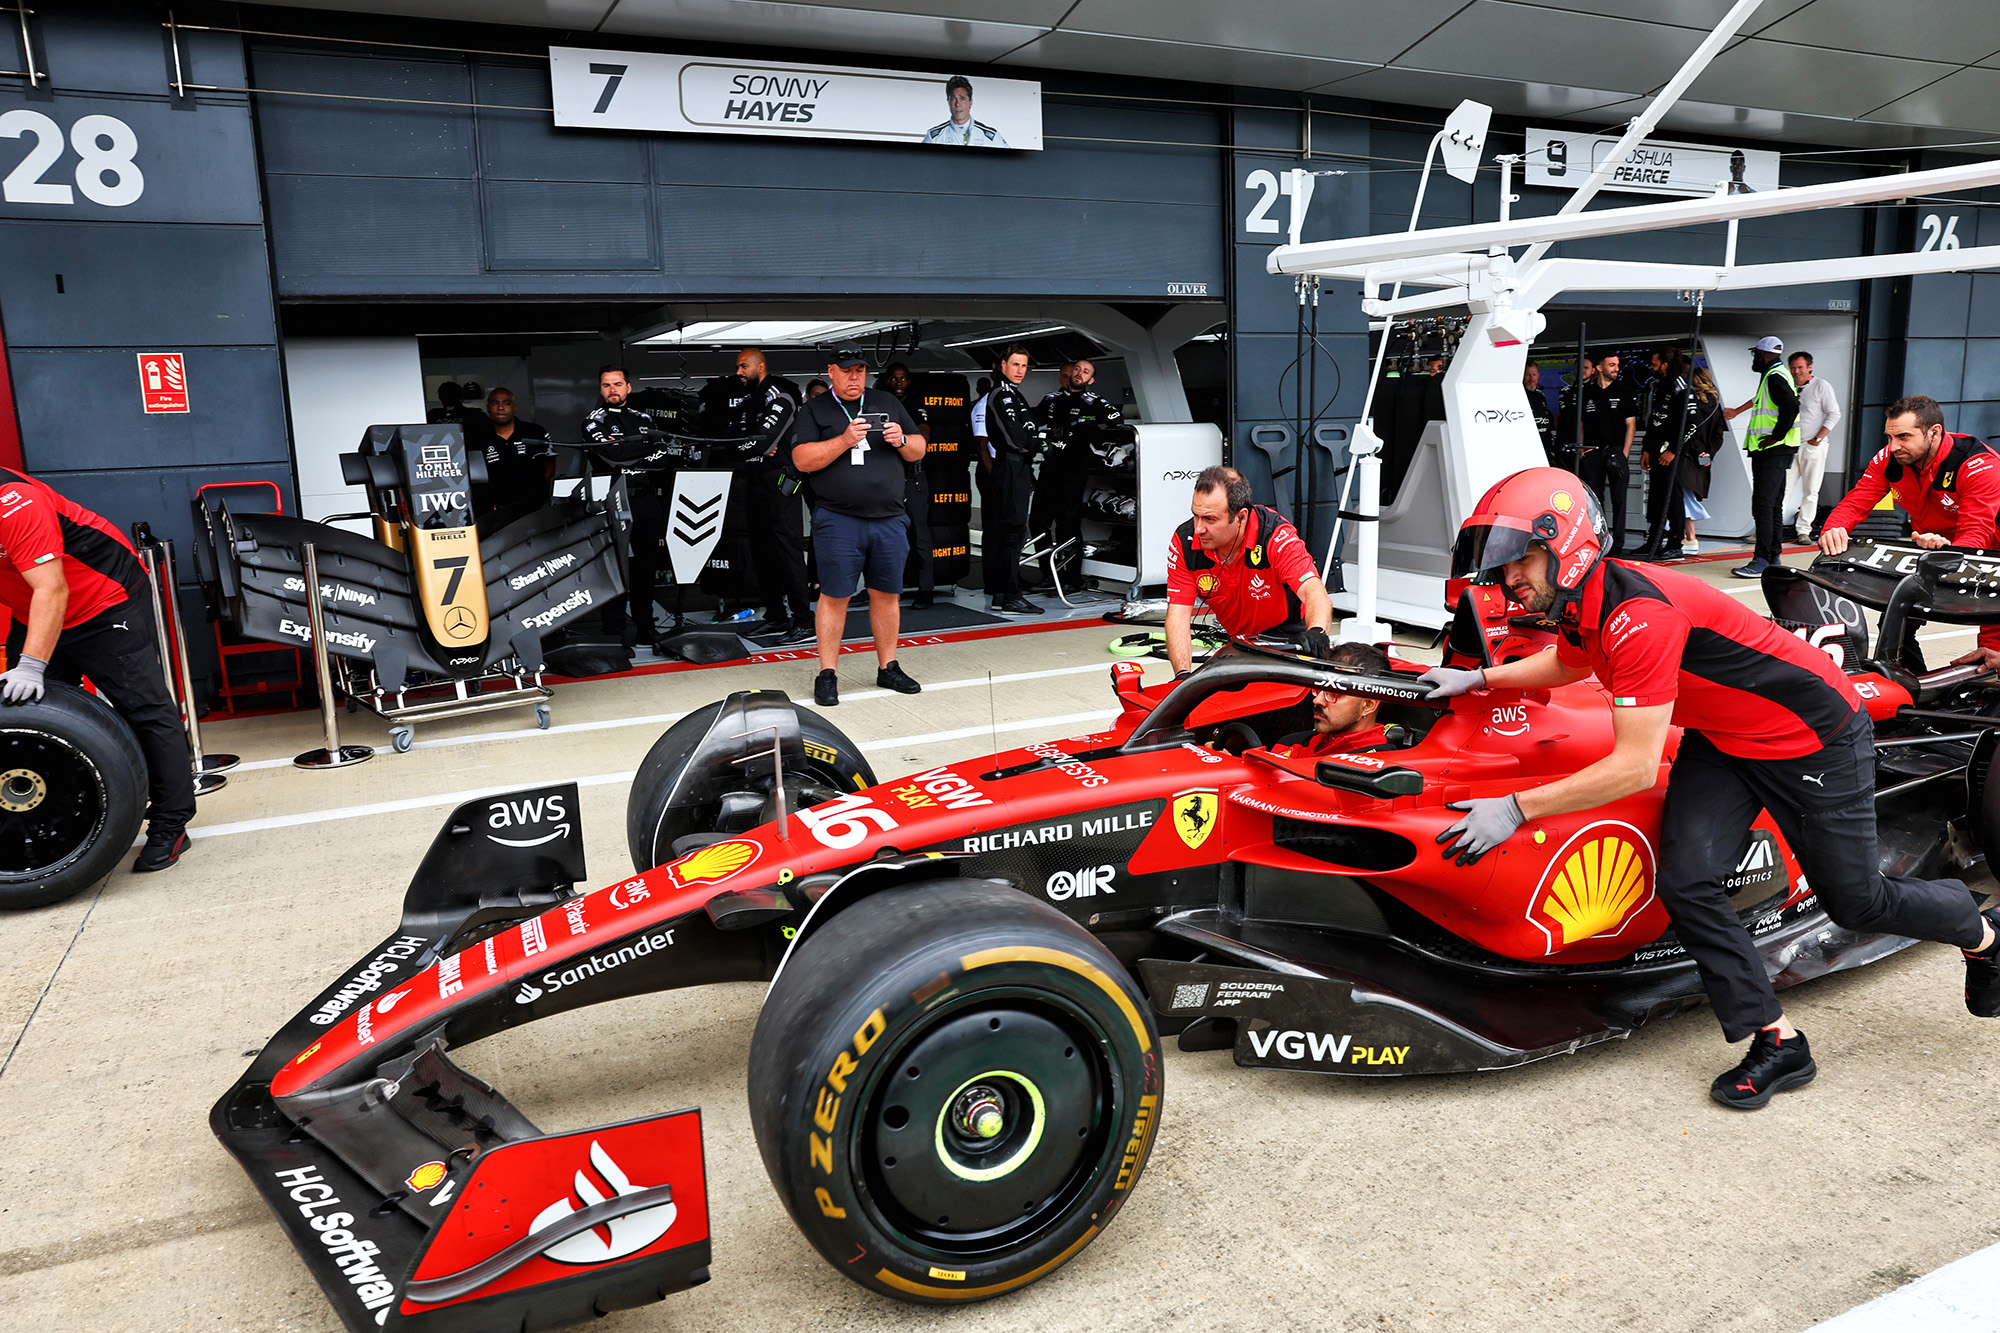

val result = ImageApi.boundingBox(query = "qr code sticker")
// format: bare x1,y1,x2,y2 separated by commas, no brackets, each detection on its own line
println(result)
1171,983,1209,1010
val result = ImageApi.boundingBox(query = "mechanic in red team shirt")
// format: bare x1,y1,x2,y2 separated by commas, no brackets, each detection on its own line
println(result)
1267,640,1390,758
0,468,196,871
1418,466,1999,1110
1817,393,2000,668
1165,466,1332,677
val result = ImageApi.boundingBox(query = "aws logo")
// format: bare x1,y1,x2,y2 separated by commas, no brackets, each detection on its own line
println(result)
1527,822,1656,954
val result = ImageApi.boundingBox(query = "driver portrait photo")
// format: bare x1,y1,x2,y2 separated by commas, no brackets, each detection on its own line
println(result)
923,75,1008,147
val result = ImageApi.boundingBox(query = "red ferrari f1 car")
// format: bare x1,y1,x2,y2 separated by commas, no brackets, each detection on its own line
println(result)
213,540,2000,1331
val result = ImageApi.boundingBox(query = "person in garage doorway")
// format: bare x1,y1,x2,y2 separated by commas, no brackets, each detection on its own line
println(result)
1818,393,2000,670
584,366,676,648
790,349,926,707
1037,358,1123,592
734,349,814,645
980,344,1045,616
1268,640,1392,758
473,387,552,518
1422,466,2000,1109
1785,350,1843,543
1576,352,1636,557
0,469,196,871
1723,335,1801,578
1164,466,1333,679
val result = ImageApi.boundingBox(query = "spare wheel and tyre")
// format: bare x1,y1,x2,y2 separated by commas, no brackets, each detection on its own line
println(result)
0,683,147,910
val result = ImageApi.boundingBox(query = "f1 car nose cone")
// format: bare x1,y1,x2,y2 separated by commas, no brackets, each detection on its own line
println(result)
952,1087,1006,1140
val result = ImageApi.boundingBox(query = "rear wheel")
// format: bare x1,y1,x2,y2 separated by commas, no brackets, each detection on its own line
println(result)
0,684,146,910
748,880,1161,1304
625,700,874,872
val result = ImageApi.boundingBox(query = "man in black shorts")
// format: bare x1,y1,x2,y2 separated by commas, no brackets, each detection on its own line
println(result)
791,350,927,706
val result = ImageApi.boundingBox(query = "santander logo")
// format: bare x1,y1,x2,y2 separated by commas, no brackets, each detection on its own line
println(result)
529,1140,677,1263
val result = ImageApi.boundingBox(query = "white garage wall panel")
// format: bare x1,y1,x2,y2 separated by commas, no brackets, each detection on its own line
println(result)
283,337,426,527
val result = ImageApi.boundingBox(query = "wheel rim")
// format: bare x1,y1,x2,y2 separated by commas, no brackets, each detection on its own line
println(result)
655,771,844,862
0,729,108,882
858,993,1121,1256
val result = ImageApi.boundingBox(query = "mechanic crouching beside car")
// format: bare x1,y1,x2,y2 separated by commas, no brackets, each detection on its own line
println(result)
1165,466,1334,677
0,468,196,871
1420,466,2000,1109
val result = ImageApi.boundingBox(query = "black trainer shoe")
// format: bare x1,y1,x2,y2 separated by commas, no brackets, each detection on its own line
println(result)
1962,907,2000,1016
133,825,190,873
1710,1029,1816,1109
996,596,1044,616
814,669,838,706
877,661,922,694
776,621,817,647
910,593,934,610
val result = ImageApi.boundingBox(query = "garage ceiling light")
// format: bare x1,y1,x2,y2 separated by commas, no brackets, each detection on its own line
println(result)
938,325,1070,348
636,319,903,347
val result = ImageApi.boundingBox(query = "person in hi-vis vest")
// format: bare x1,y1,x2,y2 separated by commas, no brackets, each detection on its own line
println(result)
1722,335,1801,578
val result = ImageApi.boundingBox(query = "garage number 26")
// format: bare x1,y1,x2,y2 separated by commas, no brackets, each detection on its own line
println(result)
796,792,898,849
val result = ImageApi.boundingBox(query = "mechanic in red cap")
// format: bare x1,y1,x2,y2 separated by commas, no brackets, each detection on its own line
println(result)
1417,465,1999,1109
1165,466,1333,677
1818,392,2000,669
0,467,196,871
1268,640,1390,758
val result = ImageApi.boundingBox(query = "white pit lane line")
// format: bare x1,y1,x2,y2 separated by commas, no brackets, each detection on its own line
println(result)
180,707,1121,842
218,659,1145,773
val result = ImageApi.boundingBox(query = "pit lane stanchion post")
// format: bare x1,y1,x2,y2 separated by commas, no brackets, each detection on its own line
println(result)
1339,422,1391,643
293,541,374,771
134,533,234,795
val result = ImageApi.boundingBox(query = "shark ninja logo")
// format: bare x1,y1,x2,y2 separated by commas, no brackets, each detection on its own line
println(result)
529,1140,677,1263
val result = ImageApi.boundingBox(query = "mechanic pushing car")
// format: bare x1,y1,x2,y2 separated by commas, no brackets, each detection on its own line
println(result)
1817,393,2000,671
1420,466,2000,1109
1267,639,1392,758
0,467,196,871
1164,465,1334,677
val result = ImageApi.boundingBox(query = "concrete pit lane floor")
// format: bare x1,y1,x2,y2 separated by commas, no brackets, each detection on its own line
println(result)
2,557,1996,1333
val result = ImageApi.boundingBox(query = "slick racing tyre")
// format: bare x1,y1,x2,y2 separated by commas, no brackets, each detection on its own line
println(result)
625,700,876,872
0,683,146,910
748,880,1162,1304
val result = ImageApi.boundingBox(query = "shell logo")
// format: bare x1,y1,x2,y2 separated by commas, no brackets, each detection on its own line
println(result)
1526,822,1655,954
1550,491,1574,513
406,1160,448,1192
666,838,759,889
1194,571,1219,598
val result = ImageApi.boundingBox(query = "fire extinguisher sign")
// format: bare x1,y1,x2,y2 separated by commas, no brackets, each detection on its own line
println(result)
137,353,188,414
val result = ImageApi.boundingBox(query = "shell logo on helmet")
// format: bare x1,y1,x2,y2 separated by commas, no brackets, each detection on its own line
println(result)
1527,822,1657,955
1551,491,1574,512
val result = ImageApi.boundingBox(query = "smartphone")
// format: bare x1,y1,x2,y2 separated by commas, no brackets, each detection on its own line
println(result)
857,411,891,444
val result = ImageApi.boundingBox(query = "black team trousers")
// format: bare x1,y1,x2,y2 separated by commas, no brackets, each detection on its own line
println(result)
1656,714,1984,1041
10,597,197,828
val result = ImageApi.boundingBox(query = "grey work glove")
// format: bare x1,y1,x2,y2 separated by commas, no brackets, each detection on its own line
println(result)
0,654,47,705
1437,794,1525,866
1416,665,1485,699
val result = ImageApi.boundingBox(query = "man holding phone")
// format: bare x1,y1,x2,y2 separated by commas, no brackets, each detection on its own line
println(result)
791,349,927,706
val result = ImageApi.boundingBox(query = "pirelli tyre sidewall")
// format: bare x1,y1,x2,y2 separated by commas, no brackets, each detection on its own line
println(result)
0,682,147,910
626,700,876,872
748,879,1162,1304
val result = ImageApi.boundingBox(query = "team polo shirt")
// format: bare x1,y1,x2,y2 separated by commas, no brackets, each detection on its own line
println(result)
1556,560,1860,760
1270,722,1388,759
1166,508,1320,638
0,468,145,627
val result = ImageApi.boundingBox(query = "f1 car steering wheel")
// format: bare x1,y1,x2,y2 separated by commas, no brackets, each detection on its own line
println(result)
1215,720,1263,756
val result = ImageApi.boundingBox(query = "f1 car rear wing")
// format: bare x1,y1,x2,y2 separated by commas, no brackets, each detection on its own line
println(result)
1763,543,2000,666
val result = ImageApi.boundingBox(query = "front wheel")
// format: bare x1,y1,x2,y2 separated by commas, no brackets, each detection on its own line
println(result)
748,879,1162,1304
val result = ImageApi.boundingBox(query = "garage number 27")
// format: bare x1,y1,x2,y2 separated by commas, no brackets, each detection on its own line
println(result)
796,793,898,849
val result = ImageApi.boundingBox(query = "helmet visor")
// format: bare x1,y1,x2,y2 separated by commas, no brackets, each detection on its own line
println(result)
1451,520,1536,581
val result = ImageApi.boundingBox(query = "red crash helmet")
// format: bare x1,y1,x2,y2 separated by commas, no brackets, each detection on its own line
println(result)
1451,467,1608,599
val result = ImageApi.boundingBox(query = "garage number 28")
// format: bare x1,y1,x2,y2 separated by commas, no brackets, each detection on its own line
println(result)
796,793,899,849
0,110,143,207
